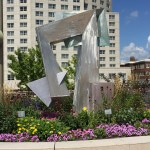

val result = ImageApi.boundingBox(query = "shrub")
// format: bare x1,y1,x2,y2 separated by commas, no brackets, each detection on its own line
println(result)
94,128,106,139
0,103,17,133
59,113,79,130
143,110,150,119
112,108,138,125
16,117,69,140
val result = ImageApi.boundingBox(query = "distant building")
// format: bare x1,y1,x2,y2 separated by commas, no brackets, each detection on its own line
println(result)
0,0,3,88
1,0,130,88
121,59,150,82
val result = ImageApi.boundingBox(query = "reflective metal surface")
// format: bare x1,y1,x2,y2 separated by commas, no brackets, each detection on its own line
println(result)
28,9,109,110
73,12,99,112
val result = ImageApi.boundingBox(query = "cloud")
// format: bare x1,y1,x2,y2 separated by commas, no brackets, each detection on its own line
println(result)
121,36,150,62
146,35,150,49
130,11,139,18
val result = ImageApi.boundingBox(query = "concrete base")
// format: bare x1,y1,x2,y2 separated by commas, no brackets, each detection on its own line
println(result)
0,136,150,150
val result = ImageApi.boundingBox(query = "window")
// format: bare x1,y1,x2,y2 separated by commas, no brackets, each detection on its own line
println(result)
109,57,115,61
110,64,116,67
35,3,43,8
7,31,14,36
36,20,43,25
7,0,13,4
100,64,105,67
109,73,116,79
20,30,27,35
73,0,80,2
61,54,69,59
20,6,27,11
49,20,54,23
7,15,14,20
7,47,14,52
73,5,80,10
20,0,27,3
49,4,56,9
20,14,27,19
92,0,96,2
7,39,14,44
61,45,68,50
61,5,68,10
20,47,28,51
109,50,115,54
99,50,105,54
36,11,43,16
51,45,56,50
100,0,104,5
109,29,115,33
109,22,115,26
110,36,115,40
20,38,27,43
61,0,68,1
74,46,79,51
49,12,55,17
92,5,97,9
7,7,14,12
109,15,115,20
107,3,110,8
110,43,115,47
61,62,68,67
100,57,105,61
99,73,104,79
20,22,27,27
7,23,14,28
8,74,14,80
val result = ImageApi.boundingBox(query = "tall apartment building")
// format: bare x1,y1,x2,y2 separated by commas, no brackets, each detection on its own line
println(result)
2,0,130,88
0,0,3,88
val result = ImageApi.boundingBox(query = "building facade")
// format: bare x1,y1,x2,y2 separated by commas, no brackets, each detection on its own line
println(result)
2,0,130,88
0,0,3,88
121,59,150,82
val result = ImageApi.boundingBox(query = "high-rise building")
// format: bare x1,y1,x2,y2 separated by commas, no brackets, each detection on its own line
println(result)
0,0,3,88
2,0,130,88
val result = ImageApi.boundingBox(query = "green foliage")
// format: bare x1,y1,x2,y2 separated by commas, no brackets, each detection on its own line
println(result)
77,110,89,129
143,110,150,119
16,117,69,140
0,103,17,133
94,128,106,139
8,46,45,89
60,113,78,130
112,108,138,125
112,88,144,113
64,56,77,90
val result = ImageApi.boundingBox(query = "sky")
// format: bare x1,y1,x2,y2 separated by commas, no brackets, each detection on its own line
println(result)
113,0,150,62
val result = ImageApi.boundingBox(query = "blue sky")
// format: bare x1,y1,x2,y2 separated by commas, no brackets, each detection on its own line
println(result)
113,0,150,62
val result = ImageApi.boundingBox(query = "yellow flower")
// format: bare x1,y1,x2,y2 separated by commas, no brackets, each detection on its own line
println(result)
18,131,21,134
34,129,37,132
46,121,49,124
18,128,22,131
30,126,35,130
83,107,87,111
58,132,61,135
17,124,21,126
50,131,53,134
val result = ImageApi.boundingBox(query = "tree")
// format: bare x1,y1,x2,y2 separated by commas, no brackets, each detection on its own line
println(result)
64,56,77,90
8,46,45,89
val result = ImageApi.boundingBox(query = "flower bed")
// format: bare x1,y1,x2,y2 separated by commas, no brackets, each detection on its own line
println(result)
0,123,149,142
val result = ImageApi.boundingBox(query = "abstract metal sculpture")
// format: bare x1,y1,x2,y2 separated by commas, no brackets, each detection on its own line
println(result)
28,9,109,112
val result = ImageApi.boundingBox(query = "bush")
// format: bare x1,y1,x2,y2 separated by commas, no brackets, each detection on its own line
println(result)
94,128,106,139
59,113,78,130
0,103,17,133
143,110,150,119
16,117,69,140
112,108,138,125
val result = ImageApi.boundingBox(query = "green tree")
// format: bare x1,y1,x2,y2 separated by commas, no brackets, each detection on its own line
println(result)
64,56,77,90
8,46,45,89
